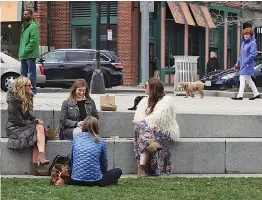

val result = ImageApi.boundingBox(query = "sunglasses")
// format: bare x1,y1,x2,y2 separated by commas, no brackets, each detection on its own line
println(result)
25,84,32,87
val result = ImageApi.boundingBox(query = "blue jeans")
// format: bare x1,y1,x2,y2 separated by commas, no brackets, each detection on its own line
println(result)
21,59,37,94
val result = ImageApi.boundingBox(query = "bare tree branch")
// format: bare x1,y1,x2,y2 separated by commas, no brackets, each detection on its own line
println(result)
210,10,262,27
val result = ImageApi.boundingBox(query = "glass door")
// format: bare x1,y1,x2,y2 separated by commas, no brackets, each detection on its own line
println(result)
71,26,92,49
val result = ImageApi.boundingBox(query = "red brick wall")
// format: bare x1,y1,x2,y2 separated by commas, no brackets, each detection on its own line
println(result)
34,1,70,49
34,1,47,46
50,1,70,49
118,2,139,86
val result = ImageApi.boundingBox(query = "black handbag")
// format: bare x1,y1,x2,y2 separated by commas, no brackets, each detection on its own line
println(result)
48,154,72,176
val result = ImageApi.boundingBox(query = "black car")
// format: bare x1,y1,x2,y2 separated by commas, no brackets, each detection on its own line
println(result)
201,63,262,90
37,49,123,88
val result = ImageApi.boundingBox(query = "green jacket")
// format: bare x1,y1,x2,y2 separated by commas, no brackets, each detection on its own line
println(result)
18,20,40,60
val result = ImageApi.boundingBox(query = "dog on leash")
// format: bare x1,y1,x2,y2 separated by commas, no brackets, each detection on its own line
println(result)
178,81,204,98
128,96,146,110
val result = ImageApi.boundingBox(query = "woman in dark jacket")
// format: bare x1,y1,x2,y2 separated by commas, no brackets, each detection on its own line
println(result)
206,51,220,73
60,79,99,140
6,76,49,166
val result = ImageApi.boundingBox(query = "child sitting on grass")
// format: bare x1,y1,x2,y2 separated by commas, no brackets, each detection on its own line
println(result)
69,116,122,187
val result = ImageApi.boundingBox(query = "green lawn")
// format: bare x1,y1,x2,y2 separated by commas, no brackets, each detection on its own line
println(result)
2,178,262,200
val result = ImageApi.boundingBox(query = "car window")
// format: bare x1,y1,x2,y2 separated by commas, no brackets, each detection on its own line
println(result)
67,52,93,62
100,54,110,61
44,52,66,62
104,51,120,62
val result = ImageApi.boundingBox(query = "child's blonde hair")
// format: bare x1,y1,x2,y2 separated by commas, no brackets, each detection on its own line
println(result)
82,116,100,143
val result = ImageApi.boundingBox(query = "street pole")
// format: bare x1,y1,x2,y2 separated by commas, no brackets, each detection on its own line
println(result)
107,1,110,50
140,1,149,85
90,1,106,94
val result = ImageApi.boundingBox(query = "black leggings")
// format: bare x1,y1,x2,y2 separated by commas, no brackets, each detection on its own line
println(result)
69,168,122,187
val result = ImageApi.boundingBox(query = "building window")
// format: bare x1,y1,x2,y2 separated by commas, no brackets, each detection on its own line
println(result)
71,2,92,19
209,28,219,45
71,26,92,49
227,27,232,46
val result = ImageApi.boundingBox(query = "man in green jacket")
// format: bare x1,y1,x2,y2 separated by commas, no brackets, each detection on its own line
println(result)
18,9,40,95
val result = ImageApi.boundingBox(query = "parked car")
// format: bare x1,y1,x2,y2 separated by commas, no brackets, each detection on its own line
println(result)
0,52,46,92
37,49,123,88
201,63,262,90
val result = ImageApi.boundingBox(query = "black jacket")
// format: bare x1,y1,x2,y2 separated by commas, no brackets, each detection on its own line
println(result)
60,98,99,140
206,58,220,73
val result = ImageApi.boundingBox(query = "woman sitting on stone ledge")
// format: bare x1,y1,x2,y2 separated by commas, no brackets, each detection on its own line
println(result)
60,79,99,140
133,77,180,177
6,76,49,167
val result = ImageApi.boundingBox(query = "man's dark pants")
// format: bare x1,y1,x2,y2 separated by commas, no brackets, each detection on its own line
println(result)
21,59,37,94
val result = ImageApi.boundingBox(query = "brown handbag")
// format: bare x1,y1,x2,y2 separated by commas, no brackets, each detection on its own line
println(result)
50,164,71,186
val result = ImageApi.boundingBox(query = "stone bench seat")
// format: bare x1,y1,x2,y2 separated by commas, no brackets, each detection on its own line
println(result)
1,138,262,175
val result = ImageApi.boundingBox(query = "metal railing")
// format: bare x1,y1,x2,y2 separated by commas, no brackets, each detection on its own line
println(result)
173,56,199,91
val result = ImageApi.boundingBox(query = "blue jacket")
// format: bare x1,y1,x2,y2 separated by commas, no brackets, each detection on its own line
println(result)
236,37,257,75
71,132,108,182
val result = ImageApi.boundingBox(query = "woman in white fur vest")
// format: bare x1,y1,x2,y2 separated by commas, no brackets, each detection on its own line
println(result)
133,78,180,177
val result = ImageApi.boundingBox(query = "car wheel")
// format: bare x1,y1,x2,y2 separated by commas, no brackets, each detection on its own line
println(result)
1,73,19,92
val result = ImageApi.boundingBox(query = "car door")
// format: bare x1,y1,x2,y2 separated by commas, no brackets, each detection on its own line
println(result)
41,51,67,83
63,51,95,83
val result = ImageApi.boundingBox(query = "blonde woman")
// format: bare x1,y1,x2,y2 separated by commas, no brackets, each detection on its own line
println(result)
60,79,99,140
6,76,49,166
70,116,122,187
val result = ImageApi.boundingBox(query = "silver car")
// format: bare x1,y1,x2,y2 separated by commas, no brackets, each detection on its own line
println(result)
0,52,46,91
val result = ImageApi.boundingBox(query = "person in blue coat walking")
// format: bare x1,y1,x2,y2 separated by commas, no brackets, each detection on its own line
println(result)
232,28,260,100
69,116,122,187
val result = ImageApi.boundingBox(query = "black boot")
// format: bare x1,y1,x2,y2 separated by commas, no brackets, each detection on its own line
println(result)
249,95,260,100
231,97,243,100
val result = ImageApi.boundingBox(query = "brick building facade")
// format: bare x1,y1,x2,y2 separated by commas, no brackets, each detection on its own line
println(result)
24,1,262,86
34,1,139,86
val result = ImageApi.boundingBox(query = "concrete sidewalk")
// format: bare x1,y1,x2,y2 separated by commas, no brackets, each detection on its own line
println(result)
35,85,262,98
1,92,262,115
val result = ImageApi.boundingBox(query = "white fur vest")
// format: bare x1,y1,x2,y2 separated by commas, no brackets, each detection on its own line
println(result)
134,95,180,141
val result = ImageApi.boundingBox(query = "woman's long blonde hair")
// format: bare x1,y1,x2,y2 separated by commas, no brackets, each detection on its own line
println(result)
68,79,89,102
82,116,100,143
13,76,33,113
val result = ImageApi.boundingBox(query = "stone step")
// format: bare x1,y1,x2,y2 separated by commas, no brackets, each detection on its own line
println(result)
1,109,262,138
1,138,262,175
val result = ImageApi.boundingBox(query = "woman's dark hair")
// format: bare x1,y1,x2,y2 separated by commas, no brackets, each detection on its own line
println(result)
146,78,165,115
82,116,100,143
